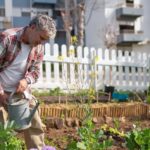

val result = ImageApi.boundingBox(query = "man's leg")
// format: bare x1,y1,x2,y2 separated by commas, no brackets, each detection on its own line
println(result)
24,98,45,150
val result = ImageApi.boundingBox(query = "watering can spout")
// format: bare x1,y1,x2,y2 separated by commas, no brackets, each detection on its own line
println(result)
27,101,40,124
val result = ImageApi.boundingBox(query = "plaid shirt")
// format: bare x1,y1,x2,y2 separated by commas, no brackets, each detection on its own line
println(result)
0,27,44,91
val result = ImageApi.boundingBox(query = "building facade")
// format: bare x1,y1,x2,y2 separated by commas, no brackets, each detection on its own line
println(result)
85,0,150,53
0,0,150,53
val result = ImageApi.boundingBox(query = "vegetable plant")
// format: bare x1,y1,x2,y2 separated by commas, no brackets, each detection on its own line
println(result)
125,128,150,150
67,105,112,150
0,121,24,150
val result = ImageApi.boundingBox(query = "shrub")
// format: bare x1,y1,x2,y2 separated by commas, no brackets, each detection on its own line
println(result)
0,121,24,150
125,127,150,150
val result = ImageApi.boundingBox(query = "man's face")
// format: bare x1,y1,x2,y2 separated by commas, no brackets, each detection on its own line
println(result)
28,25,49,47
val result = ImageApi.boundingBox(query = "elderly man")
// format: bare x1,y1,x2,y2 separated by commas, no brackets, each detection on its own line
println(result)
0,14,56,149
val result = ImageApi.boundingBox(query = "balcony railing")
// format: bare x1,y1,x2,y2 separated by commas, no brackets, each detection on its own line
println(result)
117,32,143,45
116,5,143,20
116,2,143,9
32,0,56,7
120,29,134,34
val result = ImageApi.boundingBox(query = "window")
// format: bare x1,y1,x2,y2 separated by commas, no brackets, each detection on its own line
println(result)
37,11,48,15
119,25,134,33
0,22,3,29
126,0,134,4
126,0,134,7
22,11,31,17
0,8,5,16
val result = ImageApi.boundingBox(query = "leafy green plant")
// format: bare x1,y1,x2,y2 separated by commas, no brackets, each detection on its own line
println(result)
0,121,24,150
48,87,65,96
32,87,65,97
72,89,89,103
45,137,58,149
146,95,150,104
125,128,150,150
145,86,150,103
113,118,120,130
67,105,112,150
101,124,125,138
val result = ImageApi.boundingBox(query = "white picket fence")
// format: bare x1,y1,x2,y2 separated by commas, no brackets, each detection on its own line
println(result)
32,43,150,92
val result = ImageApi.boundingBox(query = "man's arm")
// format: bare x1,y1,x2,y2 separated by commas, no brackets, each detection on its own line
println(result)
25,45,44,84
16,45,44,93
0,32,9,102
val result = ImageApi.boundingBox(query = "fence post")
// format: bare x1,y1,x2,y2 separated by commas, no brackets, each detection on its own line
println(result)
90,48,97,91
54,44,59,83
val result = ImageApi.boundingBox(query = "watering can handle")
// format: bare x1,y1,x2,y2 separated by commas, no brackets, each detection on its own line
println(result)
8,89,27,104
8,90,16,104
31,95,40,104
27,96,40,124
8,90,31,104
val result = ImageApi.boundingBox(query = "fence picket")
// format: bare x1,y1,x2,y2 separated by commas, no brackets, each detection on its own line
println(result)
53,44,59,83
77,46,84,89
97,48,103,89
83,47,90,88
143,53,147,88
104,49,111,86
111,49,117,86
69,45,75,86
124,51,129,89
61,45,67,88
45,43,51,82
118,50,123,89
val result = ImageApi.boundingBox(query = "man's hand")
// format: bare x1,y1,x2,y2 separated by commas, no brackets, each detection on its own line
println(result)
16,79,28,93
0,92,8,104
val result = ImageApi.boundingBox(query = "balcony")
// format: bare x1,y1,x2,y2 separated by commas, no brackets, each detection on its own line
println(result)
116,6,143,21
32,0,56,8
117,31,143,45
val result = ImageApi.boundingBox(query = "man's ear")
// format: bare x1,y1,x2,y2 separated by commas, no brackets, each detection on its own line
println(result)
30,24,36,30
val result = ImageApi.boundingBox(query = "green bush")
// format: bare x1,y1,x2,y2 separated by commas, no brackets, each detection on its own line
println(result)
32,87,65,97
0,121,24,150
125,128,150,150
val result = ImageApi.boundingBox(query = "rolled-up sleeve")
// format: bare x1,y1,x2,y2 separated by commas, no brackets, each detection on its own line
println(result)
25,45,44,84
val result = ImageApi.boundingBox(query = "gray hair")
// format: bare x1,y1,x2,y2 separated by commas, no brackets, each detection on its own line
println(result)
29,14,56,39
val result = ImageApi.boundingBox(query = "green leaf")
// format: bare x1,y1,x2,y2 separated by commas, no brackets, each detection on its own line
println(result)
77,142,86,150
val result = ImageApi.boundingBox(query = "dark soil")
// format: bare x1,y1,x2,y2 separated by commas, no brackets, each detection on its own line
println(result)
45,118,150,150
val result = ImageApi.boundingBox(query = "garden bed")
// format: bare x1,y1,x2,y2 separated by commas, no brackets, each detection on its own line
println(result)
15,101,150,150
45,117,150,150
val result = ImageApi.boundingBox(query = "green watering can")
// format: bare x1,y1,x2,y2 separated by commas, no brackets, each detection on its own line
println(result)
7,92,40,130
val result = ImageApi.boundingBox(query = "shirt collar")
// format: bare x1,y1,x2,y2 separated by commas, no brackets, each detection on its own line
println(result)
16,26,28,42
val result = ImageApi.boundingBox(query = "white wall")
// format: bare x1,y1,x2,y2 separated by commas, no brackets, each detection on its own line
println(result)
141,0,150,41
133,0,150,54
4,0,12,21
133,43,150,54
104,0,123,49
85,0,105,49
